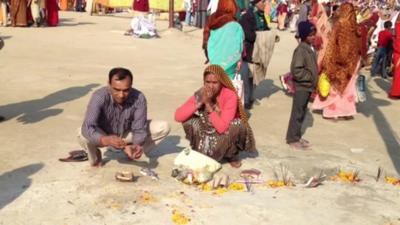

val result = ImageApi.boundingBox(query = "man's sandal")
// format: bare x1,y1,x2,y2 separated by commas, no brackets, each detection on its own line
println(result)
59,150,88,162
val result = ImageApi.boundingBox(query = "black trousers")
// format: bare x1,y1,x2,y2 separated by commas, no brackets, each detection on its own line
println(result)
286,90,311,144
240,61,254,107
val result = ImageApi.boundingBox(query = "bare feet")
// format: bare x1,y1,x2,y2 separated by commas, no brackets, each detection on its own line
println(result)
91,149,103,167
289,141,310,150
229,159,242,168
123,146,135,159
133,148,143,159
299,139,312,148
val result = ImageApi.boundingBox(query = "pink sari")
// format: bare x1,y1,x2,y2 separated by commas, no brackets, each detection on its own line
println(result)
312,61,360,118
313,4,331,69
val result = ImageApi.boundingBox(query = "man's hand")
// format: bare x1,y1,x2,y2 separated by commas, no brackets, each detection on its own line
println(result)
101,135,126,149
123,145,143,160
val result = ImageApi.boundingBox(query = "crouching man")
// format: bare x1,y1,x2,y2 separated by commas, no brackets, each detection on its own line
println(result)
78,67,170,167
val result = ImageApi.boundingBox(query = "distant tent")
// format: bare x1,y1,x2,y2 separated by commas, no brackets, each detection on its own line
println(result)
94,0,133,9
92,0,185,14
149,0,185,12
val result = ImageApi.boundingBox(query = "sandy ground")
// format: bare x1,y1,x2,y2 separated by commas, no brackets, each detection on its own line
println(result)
0,12,400,225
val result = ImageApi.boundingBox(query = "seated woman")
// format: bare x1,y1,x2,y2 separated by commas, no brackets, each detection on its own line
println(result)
175,65,256,168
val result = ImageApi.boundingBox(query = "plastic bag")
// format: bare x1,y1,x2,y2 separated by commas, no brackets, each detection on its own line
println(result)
318,73,330,98
232,73,244,104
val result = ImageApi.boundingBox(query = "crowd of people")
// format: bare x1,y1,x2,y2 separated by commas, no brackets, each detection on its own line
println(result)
73,0,400,166
182,0,400,153
0,0,59,26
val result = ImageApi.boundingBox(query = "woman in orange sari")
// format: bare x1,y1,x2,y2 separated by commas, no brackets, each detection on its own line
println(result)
0,0,7,26
312,3,361,119
11,0,28,26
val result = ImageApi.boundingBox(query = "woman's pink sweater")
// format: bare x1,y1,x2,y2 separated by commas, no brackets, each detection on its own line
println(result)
175,87,239,134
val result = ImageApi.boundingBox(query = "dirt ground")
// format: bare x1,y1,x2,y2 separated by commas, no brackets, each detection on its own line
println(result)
0,12,399,225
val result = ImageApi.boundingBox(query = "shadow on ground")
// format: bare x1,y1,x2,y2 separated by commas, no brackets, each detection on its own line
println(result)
302,109,314,135
374,77,392,93
59,18,96,27
0,163,44,210
0,36,12,40
247,79,281,118
0,84,99,124
253,79,281,101
103,135,183,168
358,77,400,174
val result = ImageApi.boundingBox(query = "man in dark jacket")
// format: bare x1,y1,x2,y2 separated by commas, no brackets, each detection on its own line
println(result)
239,0,269,109
295,0,311,39
286,21,317,150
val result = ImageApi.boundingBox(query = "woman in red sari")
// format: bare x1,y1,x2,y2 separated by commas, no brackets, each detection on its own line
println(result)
277,0,288,30
390,16,400,99
133,0,149,12
46,0,59,26
359,12,379,65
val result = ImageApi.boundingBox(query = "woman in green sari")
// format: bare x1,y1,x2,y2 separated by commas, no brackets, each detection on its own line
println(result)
203,0,244,79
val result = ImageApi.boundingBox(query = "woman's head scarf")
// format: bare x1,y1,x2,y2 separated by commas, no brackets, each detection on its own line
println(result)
203,64,248,123
203,0,239,50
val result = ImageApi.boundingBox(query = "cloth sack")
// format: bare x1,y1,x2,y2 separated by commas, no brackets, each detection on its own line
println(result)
174,147,221,174
130,15,157,38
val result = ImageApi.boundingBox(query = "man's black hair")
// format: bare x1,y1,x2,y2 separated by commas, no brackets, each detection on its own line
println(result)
108,67,133,83
384,21,393,29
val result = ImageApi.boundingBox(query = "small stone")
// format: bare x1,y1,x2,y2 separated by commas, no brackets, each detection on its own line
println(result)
350,148,364,153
